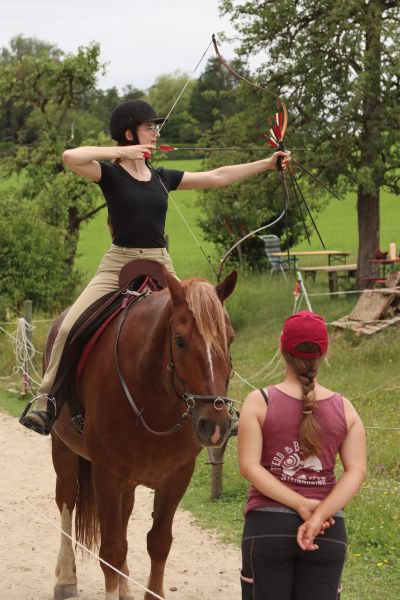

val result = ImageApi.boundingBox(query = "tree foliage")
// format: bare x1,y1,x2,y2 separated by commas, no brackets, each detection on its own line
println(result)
0,196,81,311
219,0,400,285
146,71,200,144
0,37,106,310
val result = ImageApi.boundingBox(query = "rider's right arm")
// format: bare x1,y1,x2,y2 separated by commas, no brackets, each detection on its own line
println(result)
63,147,120,182
62,144,155,182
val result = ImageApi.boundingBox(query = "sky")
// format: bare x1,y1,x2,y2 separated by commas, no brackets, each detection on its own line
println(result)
2,0,239,92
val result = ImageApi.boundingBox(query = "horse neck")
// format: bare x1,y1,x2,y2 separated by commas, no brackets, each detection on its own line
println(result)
131,294,172,386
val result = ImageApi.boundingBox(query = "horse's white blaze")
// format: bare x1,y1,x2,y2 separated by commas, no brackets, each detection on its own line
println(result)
55,504,77,585
211,425,221,445
206,343,215,381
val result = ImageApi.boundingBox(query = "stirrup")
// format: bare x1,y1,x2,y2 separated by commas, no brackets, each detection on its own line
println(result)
19,395,57,435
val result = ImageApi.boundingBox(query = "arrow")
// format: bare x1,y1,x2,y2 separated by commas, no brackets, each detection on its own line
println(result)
155,145,311,153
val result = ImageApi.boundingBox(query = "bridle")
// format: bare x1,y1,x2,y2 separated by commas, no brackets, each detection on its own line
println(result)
114,296,236,437
166,326,236,415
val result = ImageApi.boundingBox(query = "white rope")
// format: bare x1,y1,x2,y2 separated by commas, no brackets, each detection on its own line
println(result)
24,500,174,600
0,320,42,387
349,372,400,401
307,285,400,298
361,486,400,494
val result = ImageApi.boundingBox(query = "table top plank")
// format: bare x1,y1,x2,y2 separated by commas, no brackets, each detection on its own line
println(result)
271,250,350,257
298,264,357,273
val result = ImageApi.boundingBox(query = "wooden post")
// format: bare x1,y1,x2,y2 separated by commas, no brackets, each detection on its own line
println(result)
328,271,339,295
208,441,228,500
22,300,32,395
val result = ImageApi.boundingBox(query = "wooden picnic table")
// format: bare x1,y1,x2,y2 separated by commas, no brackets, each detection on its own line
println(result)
271,250,351,265
297,264,357,294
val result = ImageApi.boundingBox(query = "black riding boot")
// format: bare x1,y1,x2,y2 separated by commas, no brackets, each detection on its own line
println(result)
19,395,57,435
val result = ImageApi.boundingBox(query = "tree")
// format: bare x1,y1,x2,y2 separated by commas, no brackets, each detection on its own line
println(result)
219,0,400,287
0,37,106,308
193,64,324,270
189,56,245,131
196,97,321,271
146,71,200,144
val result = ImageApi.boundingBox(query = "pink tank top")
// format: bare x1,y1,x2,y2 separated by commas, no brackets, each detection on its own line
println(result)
244,385,348,515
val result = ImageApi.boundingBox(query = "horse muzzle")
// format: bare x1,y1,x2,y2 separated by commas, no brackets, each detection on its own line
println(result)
185,394,234,448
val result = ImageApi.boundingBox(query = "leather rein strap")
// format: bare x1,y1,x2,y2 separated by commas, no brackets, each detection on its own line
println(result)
114,293,191,436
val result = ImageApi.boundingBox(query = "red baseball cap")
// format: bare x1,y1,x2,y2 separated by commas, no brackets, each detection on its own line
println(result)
281,310,328,358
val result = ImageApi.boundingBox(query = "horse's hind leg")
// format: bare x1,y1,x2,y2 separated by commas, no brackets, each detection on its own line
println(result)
146,463,195,600
51,433,79,600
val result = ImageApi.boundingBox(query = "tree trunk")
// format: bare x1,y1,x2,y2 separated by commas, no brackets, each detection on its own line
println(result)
356,189,380,289
356,1,383,289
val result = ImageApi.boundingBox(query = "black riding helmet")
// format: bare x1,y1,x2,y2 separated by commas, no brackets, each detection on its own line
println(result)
109,100,165,145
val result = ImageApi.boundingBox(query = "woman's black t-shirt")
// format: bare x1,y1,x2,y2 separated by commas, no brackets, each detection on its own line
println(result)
97,162,184,248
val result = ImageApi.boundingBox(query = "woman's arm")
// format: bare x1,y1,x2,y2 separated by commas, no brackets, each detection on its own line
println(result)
177,151,290,190
297,398,367,550
62,144,155,181
238,389,322,517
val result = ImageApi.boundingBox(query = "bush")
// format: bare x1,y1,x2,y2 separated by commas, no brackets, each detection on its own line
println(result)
0,195,82,312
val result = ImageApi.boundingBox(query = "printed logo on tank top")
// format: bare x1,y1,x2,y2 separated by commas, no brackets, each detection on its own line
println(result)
270,440,327,487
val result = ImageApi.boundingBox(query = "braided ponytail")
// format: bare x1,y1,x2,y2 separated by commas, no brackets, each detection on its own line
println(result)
282,342,322,458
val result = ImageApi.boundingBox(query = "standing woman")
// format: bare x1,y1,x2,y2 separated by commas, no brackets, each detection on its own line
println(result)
20,99,291,435
239,310,367,600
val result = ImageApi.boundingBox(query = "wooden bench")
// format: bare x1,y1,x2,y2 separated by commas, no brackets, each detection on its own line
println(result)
298,264,357,294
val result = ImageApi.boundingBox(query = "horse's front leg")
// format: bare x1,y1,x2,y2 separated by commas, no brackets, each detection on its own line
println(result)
146,462,195,600
118,488,136,600
92,467,131,600
51,433,79,600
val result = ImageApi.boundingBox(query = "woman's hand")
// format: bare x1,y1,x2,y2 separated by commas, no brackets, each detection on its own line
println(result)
119,144,156,160
297,498,321,522
269,150,291,171
297,512,328,551
297,499,335,550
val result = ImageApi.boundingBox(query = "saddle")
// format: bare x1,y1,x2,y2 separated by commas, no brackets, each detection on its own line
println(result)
47,260,167,430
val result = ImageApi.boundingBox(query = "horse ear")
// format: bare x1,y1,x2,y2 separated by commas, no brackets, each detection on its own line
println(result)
165,270,186,306
215,270,237,302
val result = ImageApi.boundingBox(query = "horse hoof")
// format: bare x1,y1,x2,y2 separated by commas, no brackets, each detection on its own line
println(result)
53,583,79,600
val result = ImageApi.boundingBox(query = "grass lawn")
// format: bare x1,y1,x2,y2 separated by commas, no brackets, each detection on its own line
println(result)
1,158,399,599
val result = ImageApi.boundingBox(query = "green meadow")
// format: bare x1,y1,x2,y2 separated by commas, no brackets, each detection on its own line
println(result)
1,158,399,599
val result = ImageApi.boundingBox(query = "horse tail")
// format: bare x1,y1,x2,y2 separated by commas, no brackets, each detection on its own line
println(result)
75,457,100,550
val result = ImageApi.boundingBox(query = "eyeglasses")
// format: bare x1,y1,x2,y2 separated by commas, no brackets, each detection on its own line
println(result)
141,123,160,134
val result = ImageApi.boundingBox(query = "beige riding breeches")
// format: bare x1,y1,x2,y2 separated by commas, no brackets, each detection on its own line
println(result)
35,245,175,410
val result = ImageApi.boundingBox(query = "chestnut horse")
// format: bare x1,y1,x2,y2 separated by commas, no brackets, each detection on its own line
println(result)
49,269,237,600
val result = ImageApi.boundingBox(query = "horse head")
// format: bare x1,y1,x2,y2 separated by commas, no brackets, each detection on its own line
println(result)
165,270,237,448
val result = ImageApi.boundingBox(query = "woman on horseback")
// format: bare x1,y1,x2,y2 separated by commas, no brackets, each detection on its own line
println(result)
20,98,290,435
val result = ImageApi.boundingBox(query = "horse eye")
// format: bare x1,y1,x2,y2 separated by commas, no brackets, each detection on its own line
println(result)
175,335,185,349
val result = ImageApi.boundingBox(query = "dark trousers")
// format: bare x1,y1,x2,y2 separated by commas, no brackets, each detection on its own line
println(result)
241,511,347,600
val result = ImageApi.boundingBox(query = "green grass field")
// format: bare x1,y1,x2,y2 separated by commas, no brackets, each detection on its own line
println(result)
1,158,399,599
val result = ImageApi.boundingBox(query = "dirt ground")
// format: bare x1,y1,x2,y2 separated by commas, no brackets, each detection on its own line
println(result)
0,412,241,600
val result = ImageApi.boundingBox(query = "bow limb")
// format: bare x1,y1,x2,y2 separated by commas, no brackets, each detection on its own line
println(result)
212,34,282,103
212,34,288,140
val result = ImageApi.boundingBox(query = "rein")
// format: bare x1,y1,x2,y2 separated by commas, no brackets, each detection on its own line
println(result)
114,294,235,437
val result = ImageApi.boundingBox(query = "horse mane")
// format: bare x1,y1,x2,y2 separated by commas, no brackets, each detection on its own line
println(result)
184,279,228,362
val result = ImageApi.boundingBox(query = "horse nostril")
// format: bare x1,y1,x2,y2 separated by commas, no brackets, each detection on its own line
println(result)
197,417,210,437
